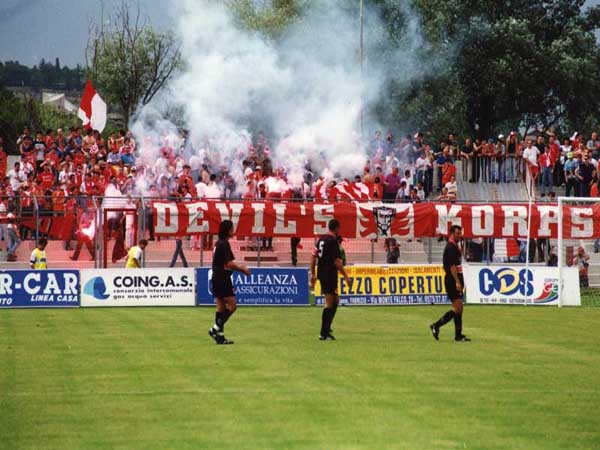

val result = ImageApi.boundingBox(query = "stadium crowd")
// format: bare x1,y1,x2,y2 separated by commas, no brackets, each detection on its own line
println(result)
1,126,599,262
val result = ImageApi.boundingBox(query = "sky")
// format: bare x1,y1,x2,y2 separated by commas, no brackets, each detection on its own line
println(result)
0,0,173,67
0,0,599,68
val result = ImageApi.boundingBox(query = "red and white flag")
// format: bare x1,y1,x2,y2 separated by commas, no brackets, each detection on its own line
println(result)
334,181,374,200
78,80,107,133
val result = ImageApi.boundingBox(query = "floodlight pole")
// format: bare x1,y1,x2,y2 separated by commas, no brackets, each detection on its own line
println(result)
359,0,364,137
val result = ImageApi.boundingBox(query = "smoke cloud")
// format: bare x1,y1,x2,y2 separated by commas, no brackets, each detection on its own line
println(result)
133,0,439,190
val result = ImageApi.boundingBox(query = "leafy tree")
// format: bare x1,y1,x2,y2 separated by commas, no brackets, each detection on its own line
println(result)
413,0,600,138
0,60,83,90
226,0,305,38
0,87,82,154
86,0,182,125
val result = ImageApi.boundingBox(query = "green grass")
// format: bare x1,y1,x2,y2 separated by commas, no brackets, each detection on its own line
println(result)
1,306,600,450
581,288,600,307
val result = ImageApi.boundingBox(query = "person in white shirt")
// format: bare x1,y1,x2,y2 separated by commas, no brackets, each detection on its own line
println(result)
400,169,412,197
522,139,540,182
7,162,26,192
204,174,222,199
6,209,20,260
124,196,136,249
415,154,429,186
445,175,458,199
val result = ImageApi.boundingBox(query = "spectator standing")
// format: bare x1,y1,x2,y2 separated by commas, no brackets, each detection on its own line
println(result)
383,167,401,201
30,237,48,269
573,246,590,287
470,138,483,182
494,135,505,183
460,138,473,182
0,138,7,179
385,238,399,264
587,132,600,160
575,153,595,197
522,140,540,190
547,135,561,187
539,146,554,197
505,132,519,182
69,212,95,261
564,152,578,197
445,175,458,199
7,162,26,193
6,208,20,261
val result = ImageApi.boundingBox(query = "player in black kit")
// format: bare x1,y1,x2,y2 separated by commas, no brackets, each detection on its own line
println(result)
310,219,350,340
430,225,471,342
208,220,251,345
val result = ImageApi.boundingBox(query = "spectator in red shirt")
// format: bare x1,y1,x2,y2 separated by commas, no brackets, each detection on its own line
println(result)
44,143,61,169
0,138,7,178
37,164,55,190
179,164,194,189
441,159,457,187
72,147,87,167
82,173,96,195
45,129,55,149
56,128,66,150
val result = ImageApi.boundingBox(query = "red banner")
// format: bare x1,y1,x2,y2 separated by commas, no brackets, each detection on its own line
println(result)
151,201,600,240
20,213,76,240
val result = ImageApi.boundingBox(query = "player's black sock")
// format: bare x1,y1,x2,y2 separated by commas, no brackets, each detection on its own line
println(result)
434,310,455,328
222,309,232,324
330,303,338,324
215,311,224,332
454,313,463,339
321,307,333,337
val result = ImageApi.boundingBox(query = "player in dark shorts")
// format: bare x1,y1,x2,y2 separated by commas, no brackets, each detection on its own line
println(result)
208,220,251,345
310,219,350,340
430,225,471,342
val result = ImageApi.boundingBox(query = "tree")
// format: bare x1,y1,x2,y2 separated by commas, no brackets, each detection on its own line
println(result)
86,0,182,125
226,0,305,38
413,0,600,138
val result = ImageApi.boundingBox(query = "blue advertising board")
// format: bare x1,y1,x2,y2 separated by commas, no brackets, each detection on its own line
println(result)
196,268,309,306
0,270,80,308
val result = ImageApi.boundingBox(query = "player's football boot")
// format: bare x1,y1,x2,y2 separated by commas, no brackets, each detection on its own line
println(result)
319,333,336,340
455,335,471,342
216,336,234,345
430,324,439,341
208,327,219,343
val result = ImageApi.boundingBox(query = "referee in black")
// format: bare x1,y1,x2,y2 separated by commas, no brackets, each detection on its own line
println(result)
430,224,471,342
310,219,350,340
208,220,251,345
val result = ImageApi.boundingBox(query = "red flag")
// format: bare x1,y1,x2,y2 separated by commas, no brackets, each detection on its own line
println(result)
78,80,107,132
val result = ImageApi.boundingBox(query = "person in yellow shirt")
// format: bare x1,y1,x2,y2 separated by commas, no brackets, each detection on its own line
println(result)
30,237,48,269
126,239,148,268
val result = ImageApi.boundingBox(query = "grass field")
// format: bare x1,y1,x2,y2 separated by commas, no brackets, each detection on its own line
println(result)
1,305,600,450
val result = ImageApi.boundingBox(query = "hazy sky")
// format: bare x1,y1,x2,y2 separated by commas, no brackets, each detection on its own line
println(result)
0,0,598,68
0,0,173,67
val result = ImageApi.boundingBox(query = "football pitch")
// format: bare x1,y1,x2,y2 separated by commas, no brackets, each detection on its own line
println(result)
1,306,599,450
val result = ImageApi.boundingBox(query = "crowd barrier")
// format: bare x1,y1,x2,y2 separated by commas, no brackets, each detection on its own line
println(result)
0,265,581,308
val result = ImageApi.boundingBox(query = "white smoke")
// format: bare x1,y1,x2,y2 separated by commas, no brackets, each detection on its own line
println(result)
132,0,438,190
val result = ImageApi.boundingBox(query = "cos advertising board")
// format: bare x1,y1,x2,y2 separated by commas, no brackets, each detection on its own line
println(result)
463,265,581,306
0,270,79,308
81,268,195,307
196,268,309,305
315,265,449,305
